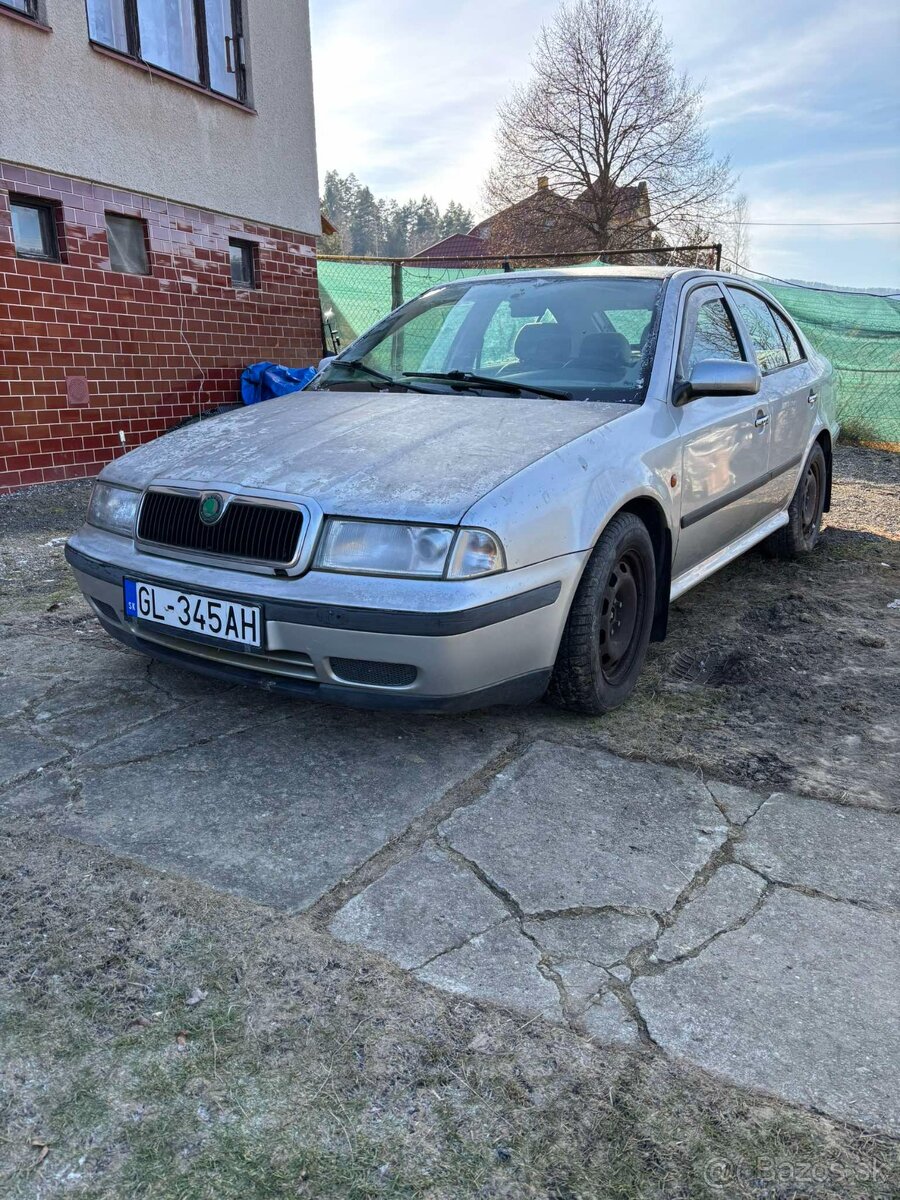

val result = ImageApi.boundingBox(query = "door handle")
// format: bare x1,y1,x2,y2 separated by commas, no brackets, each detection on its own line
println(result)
807,390,818,405
754,411,769,429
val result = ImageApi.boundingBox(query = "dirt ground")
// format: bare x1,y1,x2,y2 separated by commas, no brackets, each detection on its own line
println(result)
1,444,898,1198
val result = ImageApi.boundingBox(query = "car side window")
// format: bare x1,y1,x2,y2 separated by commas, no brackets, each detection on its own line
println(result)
727,288,789,373
772,309,805,364
685,297,744,371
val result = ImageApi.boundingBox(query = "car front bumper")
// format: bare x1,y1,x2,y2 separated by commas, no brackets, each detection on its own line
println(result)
65,527,587,712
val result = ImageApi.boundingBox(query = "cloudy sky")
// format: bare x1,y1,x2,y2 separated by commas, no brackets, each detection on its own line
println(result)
309,0,900,287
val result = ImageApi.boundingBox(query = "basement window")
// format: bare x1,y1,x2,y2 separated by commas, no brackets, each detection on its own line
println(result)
229,238,257,289
10,196,60,262
106,213,150,275
86,0,249,105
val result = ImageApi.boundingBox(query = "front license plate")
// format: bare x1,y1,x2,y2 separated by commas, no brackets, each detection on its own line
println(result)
124,580,262,648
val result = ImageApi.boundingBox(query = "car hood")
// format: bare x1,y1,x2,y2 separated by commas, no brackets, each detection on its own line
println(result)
102,391,632,523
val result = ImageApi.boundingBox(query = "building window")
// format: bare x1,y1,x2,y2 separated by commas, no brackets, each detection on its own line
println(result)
106,213,150,275
1,0,39,19
86,0,248,104
10,196,60,262
229,238,257,288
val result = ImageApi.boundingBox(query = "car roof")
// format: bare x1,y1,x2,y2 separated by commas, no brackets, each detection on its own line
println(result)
438,264,714,285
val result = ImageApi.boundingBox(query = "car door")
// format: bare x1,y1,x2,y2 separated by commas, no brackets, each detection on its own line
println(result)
672,283,772,577
726,286,818,509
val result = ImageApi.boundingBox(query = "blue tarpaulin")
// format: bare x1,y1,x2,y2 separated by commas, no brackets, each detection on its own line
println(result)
240,362,317,405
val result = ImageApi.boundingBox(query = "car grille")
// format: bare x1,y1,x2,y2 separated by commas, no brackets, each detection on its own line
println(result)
137,490,303,566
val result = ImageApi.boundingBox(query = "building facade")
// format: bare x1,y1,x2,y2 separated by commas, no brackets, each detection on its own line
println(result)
0,0,321,490
412,178,655,265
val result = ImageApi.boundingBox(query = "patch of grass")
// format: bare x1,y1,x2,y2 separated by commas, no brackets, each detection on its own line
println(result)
2,831,897,1199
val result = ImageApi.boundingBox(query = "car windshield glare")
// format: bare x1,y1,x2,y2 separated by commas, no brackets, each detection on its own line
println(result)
310,274,665,404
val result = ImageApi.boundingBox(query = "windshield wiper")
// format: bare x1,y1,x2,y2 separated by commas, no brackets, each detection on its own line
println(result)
404,370,571,401
330,358,402,387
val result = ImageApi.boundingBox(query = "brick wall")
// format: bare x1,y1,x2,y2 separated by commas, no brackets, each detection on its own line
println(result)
0,163,322,491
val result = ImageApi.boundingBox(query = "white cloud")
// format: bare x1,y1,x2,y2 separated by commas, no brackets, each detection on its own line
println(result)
310,0,540,212
309,0,900,284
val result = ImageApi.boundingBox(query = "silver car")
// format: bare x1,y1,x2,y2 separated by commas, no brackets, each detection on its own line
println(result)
66,267,837,714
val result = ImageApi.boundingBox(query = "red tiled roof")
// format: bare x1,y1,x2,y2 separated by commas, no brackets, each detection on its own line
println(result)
408,233,489,264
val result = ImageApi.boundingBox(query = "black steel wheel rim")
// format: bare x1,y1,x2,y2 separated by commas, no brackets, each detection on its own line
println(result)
801,458,822,539
599,547,647,685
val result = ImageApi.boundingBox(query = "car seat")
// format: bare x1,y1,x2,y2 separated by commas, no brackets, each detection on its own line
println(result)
565,331,632,381
501,323,571,374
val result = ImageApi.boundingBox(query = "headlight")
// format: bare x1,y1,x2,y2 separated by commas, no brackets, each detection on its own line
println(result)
315,519,505,579
87,482,140,536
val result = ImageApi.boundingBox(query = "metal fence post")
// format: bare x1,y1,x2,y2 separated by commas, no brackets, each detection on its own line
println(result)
390,259,404,373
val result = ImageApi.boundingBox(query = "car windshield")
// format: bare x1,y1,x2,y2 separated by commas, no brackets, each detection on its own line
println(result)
309,274,666,404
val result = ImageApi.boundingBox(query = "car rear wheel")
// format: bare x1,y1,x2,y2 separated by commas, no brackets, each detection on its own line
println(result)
548,512,656,715
762,441,827,558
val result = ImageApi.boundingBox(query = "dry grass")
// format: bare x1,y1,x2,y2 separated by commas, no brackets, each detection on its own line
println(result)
1,830,897,1199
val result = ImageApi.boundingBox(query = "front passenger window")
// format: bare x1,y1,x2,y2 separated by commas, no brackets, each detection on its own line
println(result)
686,298,744,371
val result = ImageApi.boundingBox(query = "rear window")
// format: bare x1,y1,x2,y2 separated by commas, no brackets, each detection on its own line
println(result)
727,288,789,373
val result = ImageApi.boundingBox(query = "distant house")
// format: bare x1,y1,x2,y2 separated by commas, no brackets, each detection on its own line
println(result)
411,177,654,264
0,0,321,490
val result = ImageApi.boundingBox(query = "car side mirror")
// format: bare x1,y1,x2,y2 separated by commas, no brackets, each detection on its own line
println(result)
674,359,762,406
317,355,336,373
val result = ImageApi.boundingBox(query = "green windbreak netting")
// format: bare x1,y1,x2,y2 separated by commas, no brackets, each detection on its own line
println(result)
318,261,496,350
317,261,900,447
764,284,899,446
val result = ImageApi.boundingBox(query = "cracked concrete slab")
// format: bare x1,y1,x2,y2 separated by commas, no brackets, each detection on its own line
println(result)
4,710,511,911
737,793,899,907
652,864,767,962
0,731,64,786
706,779,767,825
33,690,175,752
525,911,657,968
329,845,508,969
633,889,900,1134
415,920,563,1020
440,742,729,914
579,992,641,1048
0,674,49,720
523,912,656,1011
552,960,610,1009
76,693,294,767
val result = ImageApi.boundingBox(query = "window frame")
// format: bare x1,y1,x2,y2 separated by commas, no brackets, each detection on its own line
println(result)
9,195,61,263
0,0,40,21
770,306,806,366
84,0,249,106
105,212,151,276
228,237,257,289
676,283,747,382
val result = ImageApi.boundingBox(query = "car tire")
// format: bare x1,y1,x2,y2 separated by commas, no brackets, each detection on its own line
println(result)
762,441,827,558
548,512,657,715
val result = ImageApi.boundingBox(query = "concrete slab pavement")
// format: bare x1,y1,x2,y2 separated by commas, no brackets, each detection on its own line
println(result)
3,644,899,1135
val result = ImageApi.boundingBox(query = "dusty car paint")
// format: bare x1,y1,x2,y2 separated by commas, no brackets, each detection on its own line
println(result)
66,267,838,711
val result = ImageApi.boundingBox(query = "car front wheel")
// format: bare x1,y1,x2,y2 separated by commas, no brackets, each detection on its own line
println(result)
548,512,656,715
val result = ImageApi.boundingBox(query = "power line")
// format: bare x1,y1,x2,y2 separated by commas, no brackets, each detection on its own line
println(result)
722,258,900,299
718,219,900,227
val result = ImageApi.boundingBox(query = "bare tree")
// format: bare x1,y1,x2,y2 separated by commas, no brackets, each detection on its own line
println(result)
722,192,752,271
484,0,733,252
